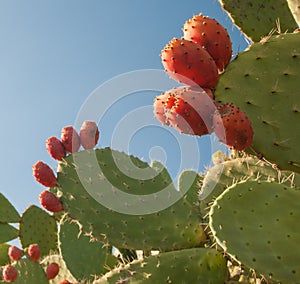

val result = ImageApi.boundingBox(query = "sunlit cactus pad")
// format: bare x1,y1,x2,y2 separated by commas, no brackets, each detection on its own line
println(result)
209,180,300,283
219,0,297,41
96,248,227,283
215,32,300,173
56,148,206,251
19,205,58,257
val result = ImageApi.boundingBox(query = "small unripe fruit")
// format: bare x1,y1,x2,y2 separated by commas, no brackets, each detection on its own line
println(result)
46,136,66,160
27,244,41,262
80,121,100,149
61,126,81,153
32,161,57,188
46,262,59,279
39,190,63,213
2,265,18,282
8,246,23,261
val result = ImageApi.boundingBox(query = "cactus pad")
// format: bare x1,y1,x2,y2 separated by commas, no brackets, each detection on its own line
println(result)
0,224,18,243
19,205,58,257
215,32,300,173
0,244,10,266
59,216,118,282
96,248,227,283
199,155,295,215
219,0,297,41
0,193,20,223
57,148,206,251
13,259,48,284
209,180,300,283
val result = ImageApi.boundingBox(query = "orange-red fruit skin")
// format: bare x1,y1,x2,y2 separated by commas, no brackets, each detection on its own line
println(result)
39,190,63,213
161,38,219,88
2,265,18,282
8,246,22,261
27,244,41,262
32,161,57,188
80,121,100,149
46,136,66,161
154,86,216,136
46,263,60,279
213,103,254,150
61,126,81,153
183,14,232,71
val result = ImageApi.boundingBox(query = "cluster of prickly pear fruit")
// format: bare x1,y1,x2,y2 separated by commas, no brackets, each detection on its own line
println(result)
156,13,254,151
1,0,300,283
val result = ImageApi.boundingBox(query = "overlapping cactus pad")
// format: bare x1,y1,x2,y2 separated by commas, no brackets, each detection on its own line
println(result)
199,154,298,215
58,216,118,282
96,248,227,283
56,148,206,251
215,32,300,173
209,180,300,283
218,0,297,41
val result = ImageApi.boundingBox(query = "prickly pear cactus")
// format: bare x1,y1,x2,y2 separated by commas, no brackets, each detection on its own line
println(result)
56,148,206,252
2,1,300,283
58,215,118,282
199,154,298,216
13,259,48,284
209,180,300,283
0,193,20,223
0,244,10,266
19,205,58,257
96,248,228,283
218,0,297,41
215,32,300,173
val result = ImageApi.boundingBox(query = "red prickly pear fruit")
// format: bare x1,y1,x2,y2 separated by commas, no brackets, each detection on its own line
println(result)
8,246,23,261
27,244,40,262
183,14,232,71
60,281,72,284
46,262,60,279
213,103,254,150
155,86,216,136
79,121,100,149
2,265,18,282
61,126,81,153
46,136,66,161
161,38,219,88
153,91,176,125
39,190,63,213
32,161,57,188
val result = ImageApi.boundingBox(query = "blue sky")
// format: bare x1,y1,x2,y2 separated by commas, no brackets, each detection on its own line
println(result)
0,0,248,214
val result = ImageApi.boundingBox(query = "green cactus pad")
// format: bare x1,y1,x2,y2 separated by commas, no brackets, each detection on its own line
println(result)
96,248,227,283
215,32,300,173
199,155,295,216
57,148,206,251
12,258,48,284
287,0,300,26
0,193,20,223
0,244,10,266
19,205,58,257
41,254,77,284
59,216,118,282
219,0,297,41
178,170,204,207
209,180,300,283
0,223,18,243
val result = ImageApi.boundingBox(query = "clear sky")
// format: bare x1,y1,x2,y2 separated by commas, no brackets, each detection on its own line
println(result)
0,0,248,214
